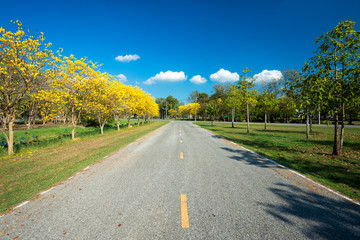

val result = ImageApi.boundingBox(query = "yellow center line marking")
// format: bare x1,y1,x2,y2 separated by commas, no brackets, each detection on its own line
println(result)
180,194,189,228
180,152,183,159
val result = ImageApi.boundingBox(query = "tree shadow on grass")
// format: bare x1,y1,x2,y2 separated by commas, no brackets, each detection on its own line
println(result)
258,182,360,239
297,139,360,151
256,129,305,134
222,126,245,129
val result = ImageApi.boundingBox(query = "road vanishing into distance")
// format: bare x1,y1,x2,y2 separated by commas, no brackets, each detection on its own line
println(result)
1,121,360,239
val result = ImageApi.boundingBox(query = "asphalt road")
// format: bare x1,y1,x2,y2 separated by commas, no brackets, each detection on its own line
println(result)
1,121,359,239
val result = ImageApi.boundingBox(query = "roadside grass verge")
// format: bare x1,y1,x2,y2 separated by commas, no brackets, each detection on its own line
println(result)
195,122,360,201
0,121,168,213
0,120,138,157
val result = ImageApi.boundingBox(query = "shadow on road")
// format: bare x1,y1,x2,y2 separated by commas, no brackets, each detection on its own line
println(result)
221,145,360,193
258,182,360,239
221,147,287,169
211,135,223,139
220,147,360,239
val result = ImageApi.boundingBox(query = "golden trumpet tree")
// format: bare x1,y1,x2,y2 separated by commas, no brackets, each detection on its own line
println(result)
139,94,158,124
178,105,189,119
0,21,54,154
150,99,160,121
123,85,144,128
188,103,201,117
177,103,200,120
168,108,177,118
45,55,101,140
86,73,117,134
111,80,126,131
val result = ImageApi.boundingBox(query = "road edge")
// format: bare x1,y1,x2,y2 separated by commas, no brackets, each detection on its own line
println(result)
195,123,360,207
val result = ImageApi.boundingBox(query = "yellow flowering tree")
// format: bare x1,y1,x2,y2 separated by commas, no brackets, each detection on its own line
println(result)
141,94,159,124
178,105,189,120
44,55,100,140
188,103,201,118
168,109,177,119
0,21,54,154
111,80,126,131
123,85,144,128
86,73,117,134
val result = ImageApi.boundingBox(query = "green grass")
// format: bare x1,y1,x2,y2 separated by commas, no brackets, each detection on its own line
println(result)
0,121,168,213
195,122,360,201
0,119,138,157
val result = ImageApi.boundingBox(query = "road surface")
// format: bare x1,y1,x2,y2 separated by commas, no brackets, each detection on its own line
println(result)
1,121,359,239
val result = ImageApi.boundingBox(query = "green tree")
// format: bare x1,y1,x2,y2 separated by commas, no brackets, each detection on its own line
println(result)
225,85,241,128
257,91,276,129
205,103,219,126
166,95,180,110
237,68,257,134
198,92,209,120
306,20,360,155
188,90,200,121
155,98,166,119
210,84,231,121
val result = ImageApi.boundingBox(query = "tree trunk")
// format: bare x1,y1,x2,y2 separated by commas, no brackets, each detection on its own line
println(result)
127,117,131,128
100,124,105,135
340,103,345,153
211,116,214,126
310,114,313,133
246,102,250,134
27,102,36,129
142,117,145,125
195,104,197,122
264,108,267,130
318,106,321,125
71,108,76,140
231,107,235,128
137,117,140,126
306,113,309,139
332,113,340,155
26,118,31,129
116,119,120,131
71,124,76,140
7,119,14,155
99,118,106,135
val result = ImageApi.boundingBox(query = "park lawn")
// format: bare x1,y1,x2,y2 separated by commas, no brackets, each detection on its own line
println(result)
0,119,138,157
195,122,360,201
0,121,168,213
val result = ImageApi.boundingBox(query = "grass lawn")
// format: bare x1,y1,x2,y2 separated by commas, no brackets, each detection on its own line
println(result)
0,119,138,157
0,121,168,213
195,122,360,201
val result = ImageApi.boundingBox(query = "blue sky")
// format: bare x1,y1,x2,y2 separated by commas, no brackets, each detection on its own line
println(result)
1,0,360,103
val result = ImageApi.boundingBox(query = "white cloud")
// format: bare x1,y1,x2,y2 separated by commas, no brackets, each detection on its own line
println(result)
144,71,187,85
116,74,127,82
190,75,207,84
115,54,140,62
209,68,239,83
253,70,283,85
